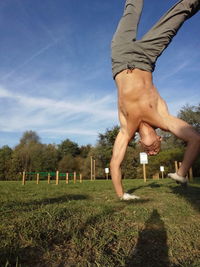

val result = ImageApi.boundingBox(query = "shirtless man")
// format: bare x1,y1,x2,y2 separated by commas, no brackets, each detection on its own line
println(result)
110,0,200,200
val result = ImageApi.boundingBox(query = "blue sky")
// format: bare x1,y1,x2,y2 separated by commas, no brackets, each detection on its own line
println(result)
0,0,199,148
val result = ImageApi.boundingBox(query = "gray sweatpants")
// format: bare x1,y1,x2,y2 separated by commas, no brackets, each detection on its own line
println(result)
111,0,200,79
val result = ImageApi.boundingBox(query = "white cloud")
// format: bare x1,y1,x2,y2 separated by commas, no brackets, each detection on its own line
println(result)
40,128,97,136
0,87,13,98
0,85,118,137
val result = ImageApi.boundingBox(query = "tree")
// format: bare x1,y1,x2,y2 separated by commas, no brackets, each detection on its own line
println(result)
11,131,43,176
79,145,91,158
178,104,200,132
98,126,120,147
19,130,40,145
12,143,43,174
58,154,77,173
0,146,13,180
58,139,80,158
42,144,59,172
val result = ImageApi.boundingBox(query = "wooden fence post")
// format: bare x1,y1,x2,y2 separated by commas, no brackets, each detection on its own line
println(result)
80,173,82,183
143,164,147,182
91,156,93,181
48,173,50,184
36,173,40,184
175,161,178,173
22,171,26,185
56,171,59,185
93,160,96,180
74,172,76,184
66,173,69,184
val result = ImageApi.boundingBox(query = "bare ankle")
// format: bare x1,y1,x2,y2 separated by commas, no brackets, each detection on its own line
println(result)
177,170,186,177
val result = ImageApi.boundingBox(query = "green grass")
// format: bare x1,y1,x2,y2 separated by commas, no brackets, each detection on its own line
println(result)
0,178,200,267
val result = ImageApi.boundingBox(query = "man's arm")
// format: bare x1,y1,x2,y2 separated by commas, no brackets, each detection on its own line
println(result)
110,105,140,198
110,130,130,197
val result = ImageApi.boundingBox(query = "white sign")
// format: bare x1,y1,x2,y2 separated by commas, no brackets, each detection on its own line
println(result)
105,168,109,174
140,152,148,164
160,166,164,172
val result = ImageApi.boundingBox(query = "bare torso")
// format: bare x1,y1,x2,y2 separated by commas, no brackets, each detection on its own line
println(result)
115,69,169,136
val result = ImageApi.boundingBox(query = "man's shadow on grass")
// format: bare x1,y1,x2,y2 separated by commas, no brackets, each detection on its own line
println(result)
125,209,169,267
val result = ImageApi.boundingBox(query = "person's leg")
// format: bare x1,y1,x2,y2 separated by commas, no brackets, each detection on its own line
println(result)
112,0,143,44
164,115,200,182
132,0,200,71
111,0,144,79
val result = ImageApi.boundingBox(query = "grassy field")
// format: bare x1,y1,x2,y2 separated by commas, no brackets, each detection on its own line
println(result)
0,178,200,267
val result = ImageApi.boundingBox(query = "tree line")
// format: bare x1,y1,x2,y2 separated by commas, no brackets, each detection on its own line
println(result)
0,104,199,180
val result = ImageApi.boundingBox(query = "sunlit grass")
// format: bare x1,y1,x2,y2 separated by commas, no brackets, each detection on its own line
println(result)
0,178,200,267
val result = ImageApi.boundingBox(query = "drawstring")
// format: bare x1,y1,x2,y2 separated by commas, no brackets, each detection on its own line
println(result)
127,63,135,74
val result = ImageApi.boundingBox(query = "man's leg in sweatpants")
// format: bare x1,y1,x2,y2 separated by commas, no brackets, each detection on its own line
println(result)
112,0,143,45
133,0,200,70
111,0,144,78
